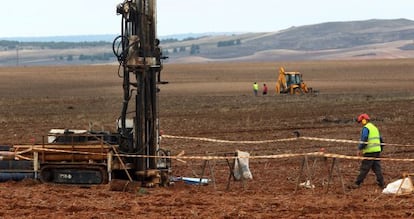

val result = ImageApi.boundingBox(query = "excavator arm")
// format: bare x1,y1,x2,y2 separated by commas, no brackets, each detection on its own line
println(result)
275,67,287,94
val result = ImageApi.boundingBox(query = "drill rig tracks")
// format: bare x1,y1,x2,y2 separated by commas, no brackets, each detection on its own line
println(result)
39,163,108,185
9,143,115,185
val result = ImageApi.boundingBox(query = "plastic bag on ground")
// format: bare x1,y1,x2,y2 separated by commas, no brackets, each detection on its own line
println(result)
382,177,413,195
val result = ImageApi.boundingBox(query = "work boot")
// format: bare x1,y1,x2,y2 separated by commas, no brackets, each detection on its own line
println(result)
347,183,360,189
378,183,386,189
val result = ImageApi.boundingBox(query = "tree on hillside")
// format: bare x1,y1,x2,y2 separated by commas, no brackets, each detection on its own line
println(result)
190,44,200,55
217,39,242,47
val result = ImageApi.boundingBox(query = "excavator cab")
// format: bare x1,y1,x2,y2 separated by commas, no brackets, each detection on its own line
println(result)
285,72,304,94
286,73,301,88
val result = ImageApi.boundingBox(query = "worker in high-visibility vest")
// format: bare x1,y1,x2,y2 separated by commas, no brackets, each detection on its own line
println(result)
253,82,259,96
348,113,385,189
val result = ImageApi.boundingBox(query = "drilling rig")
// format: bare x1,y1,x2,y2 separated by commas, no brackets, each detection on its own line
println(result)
112,0,170,187
0,0,170,187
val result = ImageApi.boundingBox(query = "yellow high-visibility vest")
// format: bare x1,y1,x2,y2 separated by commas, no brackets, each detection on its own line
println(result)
363,122,381,154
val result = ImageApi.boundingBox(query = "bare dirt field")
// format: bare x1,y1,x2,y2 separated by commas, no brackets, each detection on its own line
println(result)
0,59,414,218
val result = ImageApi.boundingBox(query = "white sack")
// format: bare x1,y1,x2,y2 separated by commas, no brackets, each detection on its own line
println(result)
233,150,253,180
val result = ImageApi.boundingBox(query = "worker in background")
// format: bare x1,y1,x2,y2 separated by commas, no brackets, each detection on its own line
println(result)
348,113,385,189
253,82,259,96
262,83,268,96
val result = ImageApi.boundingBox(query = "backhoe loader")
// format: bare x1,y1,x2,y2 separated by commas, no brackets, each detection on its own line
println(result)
275,67,313,95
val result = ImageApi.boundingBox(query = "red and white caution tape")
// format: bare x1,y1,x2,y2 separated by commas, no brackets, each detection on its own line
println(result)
162,134,298,144
7,135,414,162
163,134,414,147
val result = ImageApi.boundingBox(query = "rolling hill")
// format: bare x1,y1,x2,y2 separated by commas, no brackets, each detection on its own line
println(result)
1,19,414,66
163,19,414,63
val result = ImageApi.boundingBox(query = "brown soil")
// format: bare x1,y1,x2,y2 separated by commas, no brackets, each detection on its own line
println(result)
0,60,414,218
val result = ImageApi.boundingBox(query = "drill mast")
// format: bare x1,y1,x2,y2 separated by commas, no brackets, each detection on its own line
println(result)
113,0,168,186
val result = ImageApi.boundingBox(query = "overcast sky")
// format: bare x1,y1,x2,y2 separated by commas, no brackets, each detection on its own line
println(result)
1,0,414,38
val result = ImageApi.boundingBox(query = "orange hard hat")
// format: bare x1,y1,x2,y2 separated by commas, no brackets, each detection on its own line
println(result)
357,113,370,123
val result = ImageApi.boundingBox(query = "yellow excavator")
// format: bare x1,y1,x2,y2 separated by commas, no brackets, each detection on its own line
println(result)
275,67,313,95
